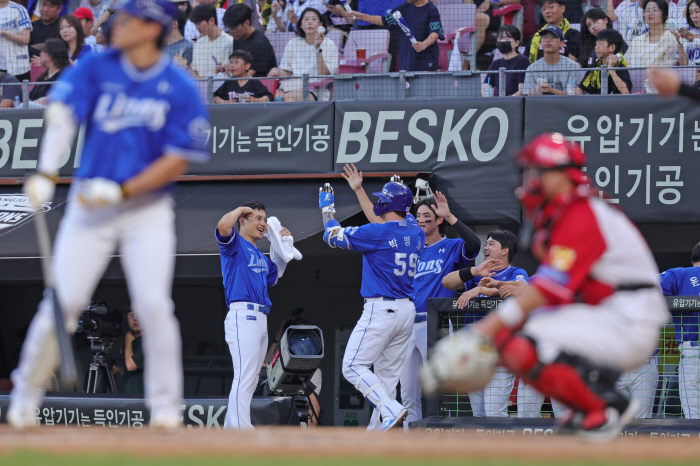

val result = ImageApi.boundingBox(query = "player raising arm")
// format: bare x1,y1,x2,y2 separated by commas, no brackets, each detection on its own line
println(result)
423,134,669,440
320,178,424,431
10,0,210,430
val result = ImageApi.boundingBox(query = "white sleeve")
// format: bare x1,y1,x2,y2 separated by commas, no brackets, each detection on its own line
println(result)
37,103,77,175
320,38,338,74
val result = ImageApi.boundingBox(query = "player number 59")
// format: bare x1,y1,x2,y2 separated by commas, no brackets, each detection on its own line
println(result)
394,253,418,277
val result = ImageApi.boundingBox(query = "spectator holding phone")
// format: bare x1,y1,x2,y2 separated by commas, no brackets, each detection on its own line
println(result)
676,0,700,78
190,3,233,90
213,50,274,103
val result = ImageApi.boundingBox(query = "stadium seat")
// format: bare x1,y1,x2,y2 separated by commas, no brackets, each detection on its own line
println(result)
432,0,462,5
268,32,296,65
437,4,479,71
340,29,391,74
325,29,344,59
493,4,524,31
627,68,647,94
677,67,697,87
261,77,278,97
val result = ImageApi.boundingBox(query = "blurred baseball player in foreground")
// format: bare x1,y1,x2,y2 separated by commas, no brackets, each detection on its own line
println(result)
340,164,499,428
422,133,669,440
9,0,210,429
319,176,424,431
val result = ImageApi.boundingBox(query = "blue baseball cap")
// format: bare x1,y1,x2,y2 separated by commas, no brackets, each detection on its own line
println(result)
541,25,564,40
117,0,177,29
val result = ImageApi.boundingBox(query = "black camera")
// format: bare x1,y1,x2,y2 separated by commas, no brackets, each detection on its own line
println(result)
76,301,122,340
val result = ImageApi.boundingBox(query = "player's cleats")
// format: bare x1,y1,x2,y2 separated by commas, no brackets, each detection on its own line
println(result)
379,408,408,432
319,183,335,212
575,398,639,442
7,403,39,431
150,414,183,432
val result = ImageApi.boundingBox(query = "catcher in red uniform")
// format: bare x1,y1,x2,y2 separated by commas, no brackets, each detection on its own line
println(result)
422,133,669,440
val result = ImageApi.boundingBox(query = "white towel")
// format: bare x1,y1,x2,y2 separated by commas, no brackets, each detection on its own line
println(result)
263,216,302,278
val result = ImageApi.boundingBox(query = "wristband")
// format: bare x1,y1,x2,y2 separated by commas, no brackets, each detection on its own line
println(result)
496,299,525,327
458,267,474,282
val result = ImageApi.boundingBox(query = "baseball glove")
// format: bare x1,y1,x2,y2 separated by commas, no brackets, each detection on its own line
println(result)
420,328,499,396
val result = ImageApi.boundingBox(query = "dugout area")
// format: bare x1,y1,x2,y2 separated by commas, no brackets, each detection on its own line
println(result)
0,178,699,429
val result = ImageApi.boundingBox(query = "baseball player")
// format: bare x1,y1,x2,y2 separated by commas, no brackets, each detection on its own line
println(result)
8,0,210,430
442,231,528,418
423,133,669,440
216,202,290,430
658,242,700,419
319,178,425,431
339,164,498,426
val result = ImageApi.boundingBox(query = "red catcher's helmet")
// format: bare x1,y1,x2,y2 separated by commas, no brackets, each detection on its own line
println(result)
516,133,588,213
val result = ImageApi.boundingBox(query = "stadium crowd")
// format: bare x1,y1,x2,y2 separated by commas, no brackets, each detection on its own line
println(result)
1,0,699,105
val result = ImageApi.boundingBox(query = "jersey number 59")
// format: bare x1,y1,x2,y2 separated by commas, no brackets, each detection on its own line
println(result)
394,253,418,277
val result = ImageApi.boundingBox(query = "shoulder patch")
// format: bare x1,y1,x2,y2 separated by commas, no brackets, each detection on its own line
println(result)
548,245,577,272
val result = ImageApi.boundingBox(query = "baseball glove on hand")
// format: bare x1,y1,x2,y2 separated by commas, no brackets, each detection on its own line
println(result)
420,328,499,396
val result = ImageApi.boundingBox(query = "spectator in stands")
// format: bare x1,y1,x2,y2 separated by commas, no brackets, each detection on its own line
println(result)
0,0,32,83
676,0,700,73
268,8,337,101
466,0,520,61
617,0,687,45
25,0,67,21
214,50,274,103
484,25,530,96
523,25,580,95
124,309,144,395
189,3,233,86
269,0,326,32
224,4,277,76
74,7,103,53
28,37,69,105
164,10,193,68
59,14,91,62
185,0,226,41
323,0,357,35
344,0,444,72
76,0,110,26
28,0,60,60
576,29,631,94
626,0,685,70
527,0,580,63
0,69,21,108
579,8,621,67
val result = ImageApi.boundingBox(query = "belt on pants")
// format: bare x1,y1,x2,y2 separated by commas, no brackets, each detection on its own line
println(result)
364,297,410,303
414,313,427,324
230,302,270,315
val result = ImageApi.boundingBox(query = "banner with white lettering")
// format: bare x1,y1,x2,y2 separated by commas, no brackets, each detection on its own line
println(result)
333,99,523,223
524,95,700,222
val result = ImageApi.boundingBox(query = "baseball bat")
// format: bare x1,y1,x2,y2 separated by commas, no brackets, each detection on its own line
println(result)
34,208,78,388
392,12,417,44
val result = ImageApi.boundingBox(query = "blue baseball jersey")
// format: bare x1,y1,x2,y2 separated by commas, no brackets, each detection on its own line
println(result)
324,215,425,299
217,228,278,307
49,49,210,186
658,267,700,343
464,265,529,324
412,237,476,315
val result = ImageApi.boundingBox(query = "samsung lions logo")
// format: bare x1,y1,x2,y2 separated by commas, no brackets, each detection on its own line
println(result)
248,254,269,274
0,194,51,231
414,259,444,278
93,93,170,133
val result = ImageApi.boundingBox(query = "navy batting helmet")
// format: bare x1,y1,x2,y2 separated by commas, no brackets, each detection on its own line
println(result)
117,0,177,29
372,181,413,216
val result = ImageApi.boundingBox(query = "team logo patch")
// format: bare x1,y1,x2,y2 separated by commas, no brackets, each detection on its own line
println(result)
246,315,257,321
0,194,52,232
548,245,576,272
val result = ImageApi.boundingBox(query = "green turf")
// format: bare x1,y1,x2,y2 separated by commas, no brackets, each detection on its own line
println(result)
1,451,699,466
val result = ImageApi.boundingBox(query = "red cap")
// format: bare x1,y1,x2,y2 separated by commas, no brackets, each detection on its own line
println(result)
74,7,94,21
516,133,587,185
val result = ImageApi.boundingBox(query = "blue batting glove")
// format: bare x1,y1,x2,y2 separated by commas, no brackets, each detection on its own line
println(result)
319,183,335,210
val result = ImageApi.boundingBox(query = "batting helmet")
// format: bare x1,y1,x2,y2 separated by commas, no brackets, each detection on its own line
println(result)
515,133,588,213
372,181,413,217
117,0,177,29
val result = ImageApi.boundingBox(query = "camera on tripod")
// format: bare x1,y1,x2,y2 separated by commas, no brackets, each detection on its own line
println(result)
77,301,122,394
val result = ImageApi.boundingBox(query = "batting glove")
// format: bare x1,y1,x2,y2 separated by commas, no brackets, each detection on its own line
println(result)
77,178,125,208
23,172,58,210
319,183,335,213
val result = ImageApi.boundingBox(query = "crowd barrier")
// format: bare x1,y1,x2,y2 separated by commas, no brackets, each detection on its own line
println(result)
426,297,700,420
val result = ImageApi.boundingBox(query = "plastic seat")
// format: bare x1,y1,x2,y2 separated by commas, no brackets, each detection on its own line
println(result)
492,4,523,30
340,29,391,74
627,68,646,94
268,32,296,66
437,4,479,71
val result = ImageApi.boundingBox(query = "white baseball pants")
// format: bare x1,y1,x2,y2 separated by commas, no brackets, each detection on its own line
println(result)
679,342,700,419
342,298,415,430
469,368,515,417
616,354,659,419
399,320,427,429
224,303,268,430
517,381,567,418
10,195,183,421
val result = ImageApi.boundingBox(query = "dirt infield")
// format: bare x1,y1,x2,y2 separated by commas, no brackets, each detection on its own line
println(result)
1,426,700,463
